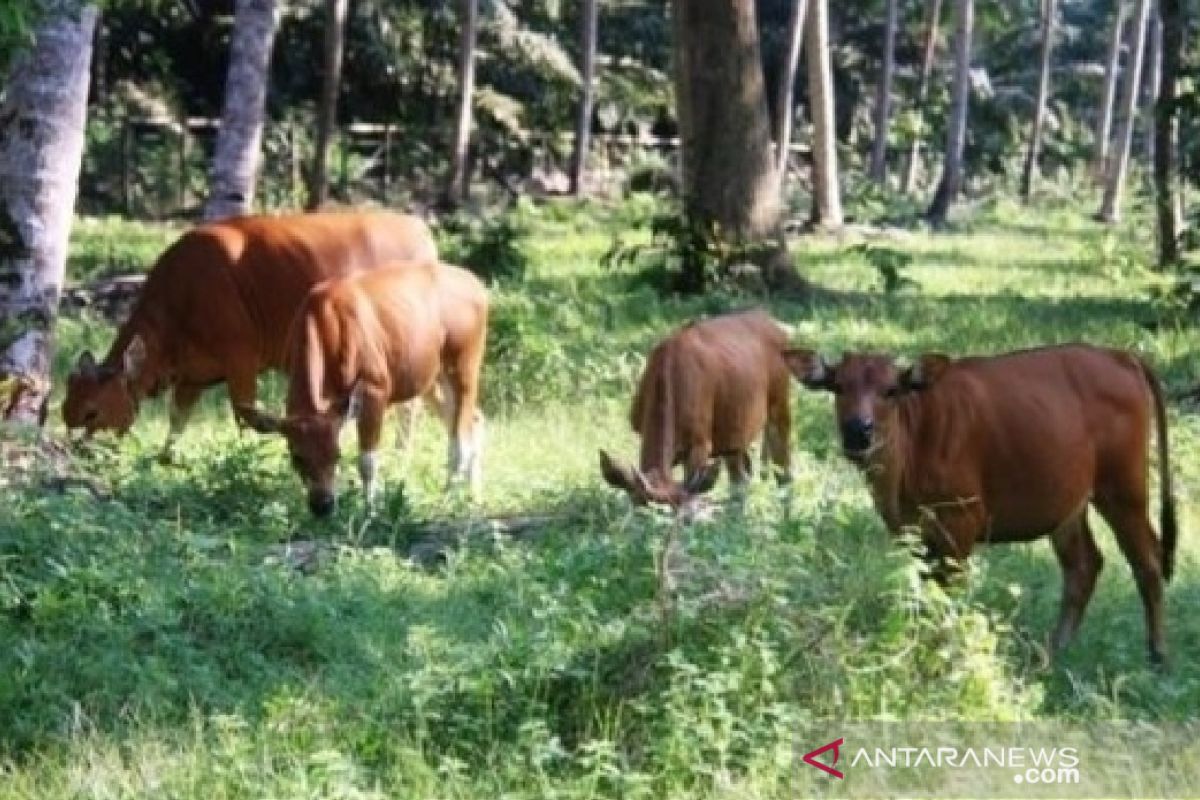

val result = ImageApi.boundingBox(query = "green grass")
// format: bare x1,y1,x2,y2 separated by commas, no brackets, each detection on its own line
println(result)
3,194,1199,797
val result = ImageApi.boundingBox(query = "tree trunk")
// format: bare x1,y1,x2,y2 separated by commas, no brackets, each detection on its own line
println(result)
773,0,809,182
926,0,973,225
672,0,793,292
1097,0,1151,224
0,2,98,424
1142,4,1161,167
205,0,279,221
1093,2,1128,181
902,0,943,194
1019,0,1056,201
805,0,842,227
445,0,479,206
569,0,599,196
306,0,349,210
868,0,900,184
1154,0,1183,266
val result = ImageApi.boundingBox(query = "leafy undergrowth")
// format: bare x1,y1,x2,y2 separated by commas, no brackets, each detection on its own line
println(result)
3,195,1200,797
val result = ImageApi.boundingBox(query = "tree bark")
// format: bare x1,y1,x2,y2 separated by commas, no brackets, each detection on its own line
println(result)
0,1,98,424
773,0,809,182
926,0,973,225
1019,0,1056,201
1093,2,1128,181
805,0,842,227
445,0,479,206
1154,0,1183,266
205,0,279,221
902,0,943,194
306,0,349,210
569,0,599,196
1142,3,1161,167
1097,0,1151,224
868,0,900,184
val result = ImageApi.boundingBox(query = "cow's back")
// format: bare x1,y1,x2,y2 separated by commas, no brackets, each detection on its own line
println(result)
907,344,1150,538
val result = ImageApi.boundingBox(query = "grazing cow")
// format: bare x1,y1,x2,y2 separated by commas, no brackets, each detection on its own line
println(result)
789,344,1177,664
62,211,437,461
235,260,488,516
599,309,796,512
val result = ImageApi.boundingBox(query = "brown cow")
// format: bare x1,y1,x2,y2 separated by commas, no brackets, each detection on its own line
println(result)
600,309,796,513
235,259,488,516
62,211,437,461
788,344,1177,664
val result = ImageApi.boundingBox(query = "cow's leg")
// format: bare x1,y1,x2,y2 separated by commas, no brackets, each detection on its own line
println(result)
159,382,204,464
1094,496,1168,665
356,391,387,505
724,451,751,506
762,403,793,486
1049,511,1103,655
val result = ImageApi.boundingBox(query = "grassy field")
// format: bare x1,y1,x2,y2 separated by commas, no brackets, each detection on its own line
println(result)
3,194,1199,797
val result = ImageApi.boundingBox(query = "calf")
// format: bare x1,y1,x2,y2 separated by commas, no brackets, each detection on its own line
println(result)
789,344,1177,664
236,260,488,515
600,309,796,512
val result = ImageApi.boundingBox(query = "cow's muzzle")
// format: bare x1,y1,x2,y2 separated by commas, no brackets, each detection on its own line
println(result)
840,418,874,459
308,488,336,517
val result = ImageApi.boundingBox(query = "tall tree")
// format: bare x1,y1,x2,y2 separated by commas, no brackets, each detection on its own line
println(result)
672,0,794,290
306,0,349,210
1020,0,1057,201
805,0,842,227
868,0,900,184
773,0,809,182
569,0,599,196
1153,0,1184,266
205,0,279,221
445,0,479,205
1097,0,1151,224
901,0,943,194
1142,4,1161,166
0,0,98,424
926,0,973,225
1093,1,1128,181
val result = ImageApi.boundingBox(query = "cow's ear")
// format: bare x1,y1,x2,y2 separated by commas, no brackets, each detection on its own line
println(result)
235,404,284,434
684,460,721,496
599,449,635,492
784,348,834,391
901,353,952,392
123,335,147,380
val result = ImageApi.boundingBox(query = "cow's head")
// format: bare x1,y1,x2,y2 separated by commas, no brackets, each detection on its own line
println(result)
62,336,147,436
598,449,720,514
236,387,360,517
786,349,951,464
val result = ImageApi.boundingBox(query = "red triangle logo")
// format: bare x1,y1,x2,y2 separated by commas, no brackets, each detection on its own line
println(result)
803,737,845,779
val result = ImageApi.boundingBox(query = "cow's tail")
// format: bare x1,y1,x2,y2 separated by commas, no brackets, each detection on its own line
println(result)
1140,357,1177,582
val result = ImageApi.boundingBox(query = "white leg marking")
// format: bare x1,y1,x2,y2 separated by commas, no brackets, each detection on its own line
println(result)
359,450,380,504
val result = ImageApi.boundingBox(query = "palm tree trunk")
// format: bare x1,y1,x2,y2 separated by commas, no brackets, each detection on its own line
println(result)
806,0,842,227
774,0,809,182
1093,2,1128,181
307,0,349,210
0,2,98,424
926,0,973,225
569,0,599,196
868,0,900,184
1142,4,1161,168
445,0,479,206
1154,0,1184,266
1097,0,1151,224
901,0,943,194
1020,0,1056,201
205,0,279,221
